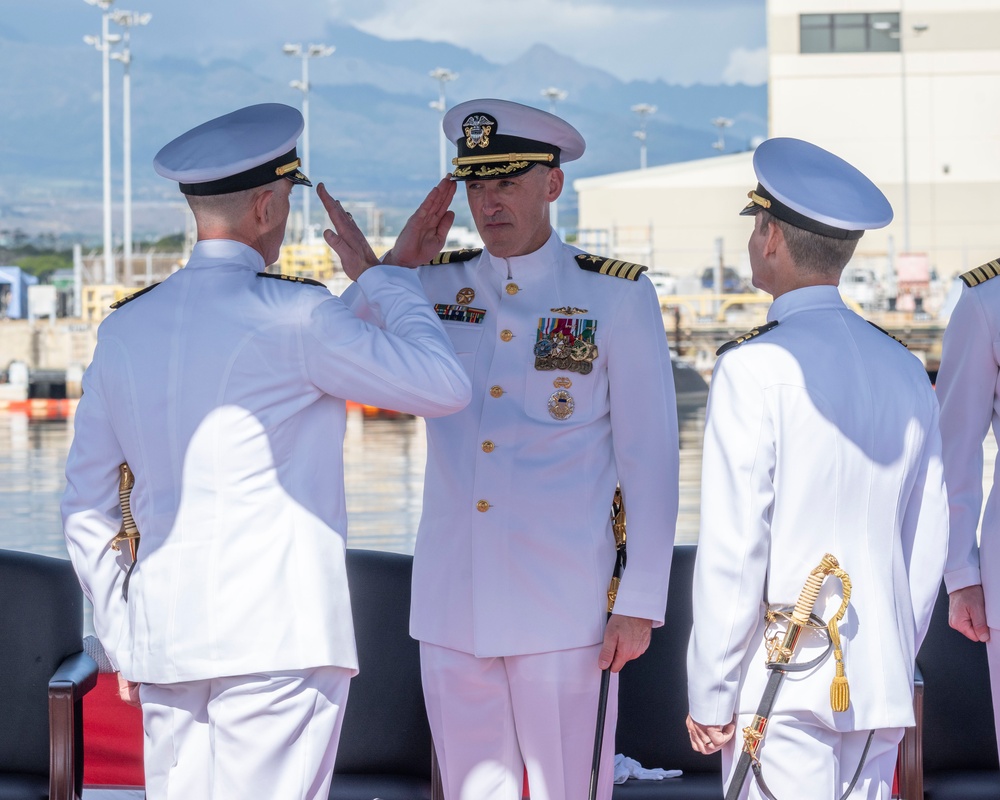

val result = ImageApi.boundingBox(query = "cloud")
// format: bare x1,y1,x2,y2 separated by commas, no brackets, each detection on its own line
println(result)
722,47,768,85
337,0,766,84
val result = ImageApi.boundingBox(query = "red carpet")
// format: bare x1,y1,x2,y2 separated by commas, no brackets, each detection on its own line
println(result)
83,673,145,786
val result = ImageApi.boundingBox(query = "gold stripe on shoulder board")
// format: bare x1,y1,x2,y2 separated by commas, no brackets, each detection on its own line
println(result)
256,272,326,287
574,253,648,281
959,258,1000,287
110,282,160,309
867,321,908,348
428,248,483,265
716,320,779,356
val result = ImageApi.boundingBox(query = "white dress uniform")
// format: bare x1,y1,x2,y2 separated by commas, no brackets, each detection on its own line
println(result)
347,230,679,799
936,258,1000,758
61,104,471,800
687,138,949,800
348,98,679,800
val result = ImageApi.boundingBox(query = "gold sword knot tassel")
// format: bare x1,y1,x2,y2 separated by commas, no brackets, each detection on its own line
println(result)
826,564,853,712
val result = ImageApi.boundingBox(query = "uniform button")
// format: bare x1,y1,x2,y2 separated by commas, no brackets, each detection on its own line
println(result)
500,329,513,342
490,385,504,398
476,500,491,513
505,283,520,295
482,440,495,453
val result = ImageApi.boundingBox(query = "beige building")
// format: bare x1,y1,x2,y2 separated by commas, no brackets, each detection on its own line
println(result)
575,0,1000,283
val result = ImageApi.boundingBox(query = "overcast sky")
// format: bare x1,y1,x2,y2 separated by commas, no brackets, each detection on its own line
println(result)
16,0,767,86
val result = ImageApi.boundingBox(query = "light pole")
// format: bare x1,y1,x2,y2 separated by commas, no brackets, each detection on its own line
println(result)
284,42,335,243
541,88,568,229
873,19,929,254
111,9,151,286
631,103,656,170
429,68,458,178
711,116,733,153
84,0,121,285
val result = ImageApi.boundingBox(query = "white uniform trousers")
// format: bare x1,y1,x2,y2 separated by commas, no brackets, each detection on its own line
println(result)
985,627,1000,762
420,642,617,800
140,666,352,800
722,712,903,800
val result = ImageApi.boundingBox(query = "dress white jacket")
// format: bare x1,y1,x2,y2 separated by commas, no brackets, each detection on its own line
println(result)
349,231,680,657
62,239,471,684
687,286,948,732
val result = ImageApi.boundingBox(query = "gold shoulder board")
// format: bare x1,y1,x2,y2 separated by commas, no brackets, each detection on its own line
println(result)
257,272,326,287
959,258,1000,287
716,320,779,356
575,253,648,281
867,320,908,348
110,283,160,309
427,248,483,266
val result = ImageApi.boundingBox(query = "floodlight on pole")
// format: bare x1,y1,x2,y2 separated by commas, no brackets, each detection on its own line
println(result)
631,103,656,170
284,42,335,243
84,0,121,285
429,67,458,177
711,116,733,153
872,19,929,254
111,9,151,286
541,86,568,114
540,88,568,230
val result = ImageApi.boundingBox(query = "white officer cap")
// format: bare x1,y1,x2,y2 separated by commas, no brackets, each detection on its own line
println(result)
153,103,312,196
740,137,892,240
444,98,585,181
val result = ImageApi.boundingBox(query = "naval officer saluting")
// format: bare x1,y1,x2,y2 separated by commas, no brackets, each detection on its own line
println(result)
344,98,680,800
686,138,948,799
61,102,471,800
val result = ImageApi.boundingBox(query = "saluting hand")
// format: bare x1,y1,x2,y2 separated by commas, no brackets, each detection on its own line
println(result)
598,613,652,673
949,584,991,643
317,182,380,281
381,176,457,268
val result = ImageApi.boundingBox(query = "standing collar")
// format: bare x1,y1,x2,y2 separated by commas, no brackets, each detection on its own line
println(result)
482,228,562,283
767,284,846,323
188,239,266,271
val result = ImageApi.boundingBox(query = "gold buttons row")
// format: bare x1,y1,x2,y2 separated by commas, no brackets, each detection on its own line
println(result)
500,329,514,342
476,499,491,513
482,440,495,453
490,385,504,398
505,283,520,295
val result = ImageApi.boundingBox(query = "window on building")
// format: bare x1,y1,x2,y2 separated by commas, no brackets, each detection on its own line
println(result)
800,12,901,53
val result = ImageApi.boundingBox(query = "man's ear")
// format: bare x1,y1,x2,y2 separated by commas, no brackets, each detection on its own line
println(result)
762,218,783,258
252,187,274,225
546,167,565,202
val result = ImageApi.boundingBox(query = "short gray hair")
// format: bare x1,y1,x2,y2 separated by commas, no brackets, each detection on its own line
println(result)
758,209,859,277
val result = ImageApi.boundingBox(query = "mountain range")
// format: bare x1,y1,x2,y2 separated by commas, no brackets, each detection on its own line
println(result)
0,19,766,241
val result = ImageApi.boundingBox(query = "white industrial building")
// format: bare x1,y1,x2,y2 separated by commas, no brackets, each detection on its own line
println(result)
574,0,1000,285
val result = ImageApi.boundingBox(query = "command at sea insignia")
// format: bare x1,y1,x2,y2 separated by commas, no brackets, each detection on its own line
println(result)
256,271,326,287
574,253,648,281
959,257,1000,287
716,320,779,356
109,282,160,309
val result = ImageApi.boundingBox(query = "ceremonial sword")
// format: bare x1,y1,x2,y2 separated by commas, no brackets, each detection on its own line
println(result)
725,553,853,800
109,462,140,600
588,486,628,800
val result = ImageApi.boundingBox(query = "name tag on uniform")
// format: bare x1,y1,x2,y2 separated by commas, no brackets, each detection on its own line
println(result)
435,303,486,324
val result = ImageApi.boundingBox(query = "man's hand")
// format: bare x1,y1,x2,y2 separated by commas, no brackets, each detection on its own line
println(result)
318,182,380,281
381,176,457,268
117,672,141,708
686,714,736,755
949,584,990,643
597,614,652,673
